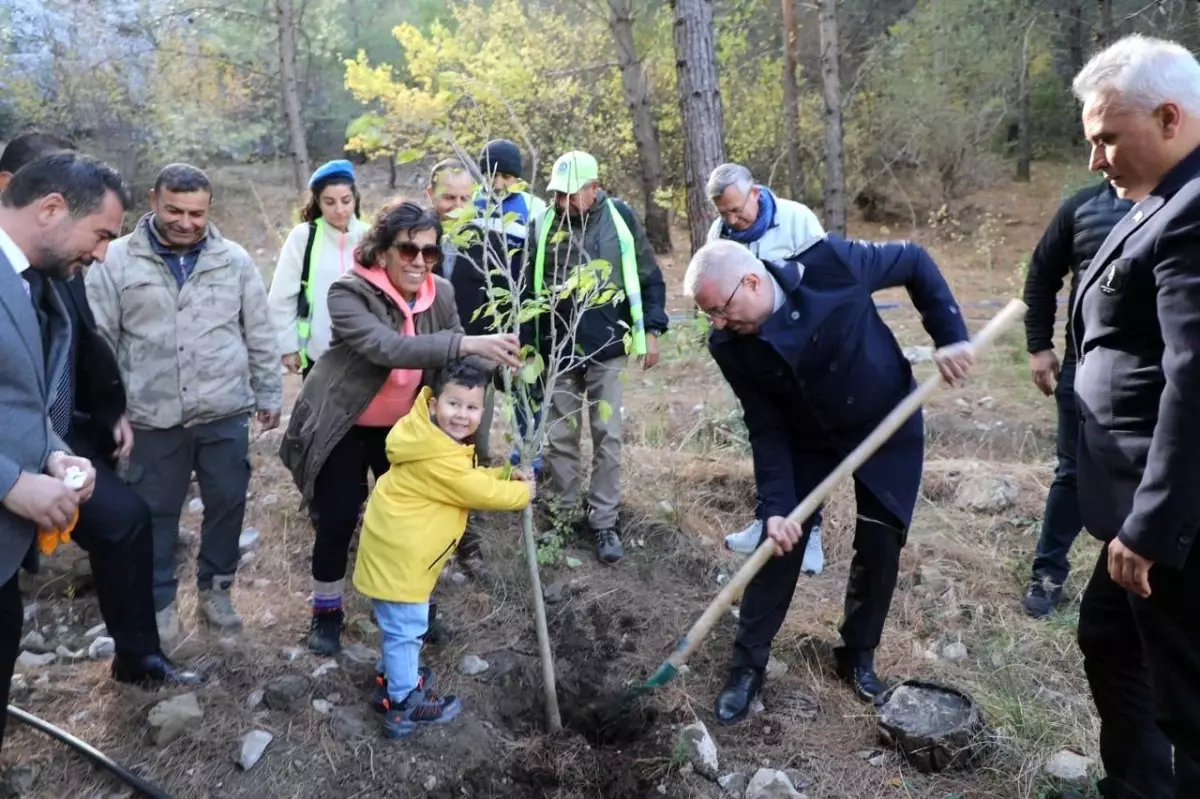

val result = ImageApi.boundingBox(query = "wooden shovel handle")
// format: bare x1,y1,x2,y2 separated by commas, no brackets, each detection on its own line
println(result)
663,298,1027,671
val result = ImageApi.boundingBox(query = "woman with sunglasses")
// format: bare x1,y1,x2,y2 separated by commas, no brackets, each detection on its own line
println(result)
279,201,522,655
268,160,369,379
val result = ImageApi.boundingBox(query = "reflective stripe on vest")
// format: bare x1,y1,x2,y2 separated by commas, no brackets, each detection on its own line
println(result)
296,218,326,369
533,199,646,355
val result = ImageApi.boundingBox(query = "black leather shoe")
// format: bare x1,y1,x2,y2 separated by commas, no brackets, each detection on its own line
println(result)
112,652,204,687
834,649,888,703
714,666,763,726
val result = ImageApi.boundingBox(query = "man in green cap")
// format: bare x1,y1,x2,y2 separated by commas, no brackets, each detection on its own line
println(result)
532,151,669,563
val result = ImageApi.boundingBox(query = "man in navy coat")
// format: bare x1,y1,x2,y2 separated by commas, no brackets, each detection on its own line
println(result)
683,237,972,723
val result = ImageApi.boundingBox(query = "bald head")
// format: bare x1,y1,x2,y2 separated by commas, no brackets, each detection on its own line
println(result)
684,240,776,335
683,239,765,298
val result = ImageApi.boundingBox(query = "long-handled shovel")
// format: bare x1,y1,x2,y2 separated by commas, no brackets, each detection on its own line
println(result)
627,297,1028,698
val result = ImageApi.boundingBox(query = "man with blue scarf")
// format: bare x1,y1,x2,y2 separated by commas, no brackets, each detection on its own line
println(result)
707,163,828,575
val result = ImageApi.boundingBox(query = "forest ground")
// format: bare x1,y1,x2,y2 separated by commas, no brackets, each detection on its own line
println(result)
3,160,1106,799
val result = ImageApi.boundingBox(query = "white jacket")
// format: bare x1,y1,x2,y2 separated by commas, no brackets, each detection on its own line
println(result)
706,196,824,261
268,217,368,362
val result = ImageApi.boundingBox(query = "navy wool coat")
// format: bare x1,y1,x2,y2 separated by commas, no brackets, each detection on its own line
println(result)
709,235,969,528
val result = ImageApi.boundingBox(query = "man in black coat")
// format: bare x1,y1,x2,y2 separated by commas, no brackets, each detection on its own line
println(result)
1,132,199,686
683,236,972,722
1020,182,1132,618
1071,35,1200,797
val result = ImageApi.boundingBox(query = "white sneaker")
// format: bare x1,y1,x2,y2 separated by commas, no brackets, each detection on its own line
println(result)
156,604,180,646
724,520,763,555
801,525,825,575
725,520,825,575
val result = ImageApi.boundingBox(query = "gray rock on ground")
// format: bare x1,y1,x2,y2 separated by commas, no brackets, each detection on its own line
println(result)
677,720,720,779
1044,750,1093,782
147,692,204,746
236,730,273,770
744,768,804,799
264,675,310,711
954,474,1017,513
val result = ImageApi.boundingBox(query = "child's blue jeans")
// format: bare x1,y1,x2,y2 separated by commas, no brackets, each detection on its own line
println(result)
372,599,429,705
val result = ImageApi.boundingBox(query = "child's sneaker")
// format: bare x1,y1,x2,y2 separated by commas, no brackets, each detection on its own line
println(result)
384,687,463,739
371,666,435,714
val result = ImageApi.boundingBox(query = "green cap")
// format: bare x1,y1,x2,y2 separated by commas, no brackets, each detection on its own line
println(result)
546,151,599,194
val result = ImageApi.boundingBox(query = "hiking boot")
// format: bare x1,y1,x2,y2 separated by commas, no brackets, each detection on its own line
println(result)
383,687,463,738
594,527,624,564
371,666,435,714
308,609,344,655
198,577,243,632
155,604,180,647
1022,579,1064,620
801,525,825,576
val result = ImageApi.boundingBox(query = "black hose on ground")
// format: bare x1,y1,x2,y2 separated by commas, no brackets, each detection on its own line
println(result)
6,704,172,799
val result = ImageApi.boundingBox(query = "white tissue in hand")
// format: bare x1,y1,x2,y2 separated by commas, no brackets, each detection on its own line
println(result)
63,467,87,490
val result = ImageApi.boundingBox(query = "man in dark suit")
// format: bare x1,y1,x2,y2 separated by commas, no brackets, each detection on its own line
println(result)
0,152,126,749
683,236,972,723
1071,35,1200,797
0,135,200,688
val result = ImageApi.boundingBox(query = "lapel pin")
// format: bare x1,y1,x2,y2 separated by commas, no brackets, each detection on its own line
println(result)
1133,209,1144,223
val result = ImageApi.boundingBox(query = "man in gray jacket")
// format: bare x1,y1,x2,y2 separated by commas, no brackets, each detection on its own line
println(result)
86,164,282,643
0,152,122,748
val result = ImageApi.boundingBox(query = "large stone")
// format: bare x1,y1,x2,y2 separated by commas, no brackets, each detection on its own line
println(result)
18,631,48,653
744,768,803,799
1044,750,1093,783
236,730,273,770
14,651,56,672
677,721,720,780
954,475,1017,513
877,680,989,773
147,692,204,746
264,675,310,711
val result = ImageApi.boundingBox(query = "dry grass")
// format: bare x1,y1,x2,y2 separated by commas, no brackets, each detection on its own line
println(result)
3,160,1107,799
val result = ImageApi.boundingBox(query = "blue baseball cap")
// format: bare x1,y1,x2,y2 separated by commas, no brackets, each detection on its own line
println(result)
309,159,356,189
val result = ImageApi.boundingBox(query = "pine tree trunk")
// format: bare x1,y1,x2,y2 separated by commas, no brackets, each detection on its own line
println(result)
1016,18,1035,183
671,0,727,254
1095,0,1113,47
609,0,672,253
817,0,846,235
781,0,804,200
1067,0,1084,74
277,0,311,191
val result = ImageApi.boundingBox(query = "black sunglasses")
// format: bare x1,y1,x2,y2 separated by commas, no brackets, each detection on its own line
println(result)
391,242,442,264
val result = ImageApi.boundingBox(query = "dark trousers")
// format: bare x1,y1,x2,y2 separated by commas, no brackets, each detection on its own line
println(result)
732,478,905,670
0,570,21,750
128,415,252,610
1079,543,1200,798
70,439,160,660
1030,358,1082,586
310,426,390,584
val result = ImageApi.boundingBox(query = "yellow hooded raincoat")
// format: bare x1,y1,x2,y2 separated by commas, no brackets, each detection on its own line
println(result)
353,386,531,604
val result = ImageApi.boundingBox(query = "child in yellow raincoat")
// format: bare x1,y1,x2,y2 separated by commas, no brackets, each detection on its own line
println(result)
353,362,534,738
